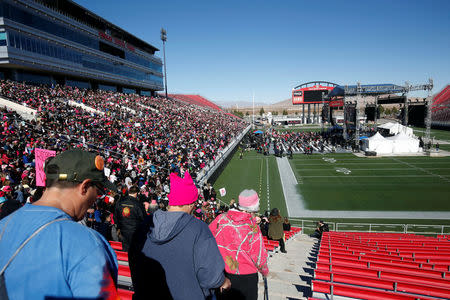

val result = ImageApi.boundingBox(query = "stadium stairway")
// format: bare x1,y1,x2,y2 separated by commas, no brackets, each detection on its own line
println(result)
258,233,318,299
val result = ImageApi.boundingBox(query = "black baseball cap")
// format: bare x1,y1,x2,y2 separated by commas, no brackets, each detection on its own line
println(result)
44,149,117,192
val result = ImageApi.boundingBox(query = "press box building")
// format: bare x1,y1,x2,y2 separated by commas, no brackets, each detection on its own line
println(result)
0,0,163,95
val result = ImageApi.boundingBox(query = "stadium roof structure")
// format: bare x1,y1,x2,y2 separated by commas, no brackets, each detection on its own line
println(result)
293,81,338,90
37,0,159,54
327,80,434,98
327,84,405,98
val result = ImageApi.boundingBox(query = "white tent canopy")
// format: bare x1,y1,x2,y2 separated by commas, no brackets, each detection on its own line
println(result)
362,131,421,154
362,132,393,154
385,132,420,153
378,122,414,137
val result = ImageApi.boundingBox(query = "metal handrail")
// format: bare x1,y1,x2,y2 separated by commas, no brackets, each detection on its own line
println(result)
287,218,450,236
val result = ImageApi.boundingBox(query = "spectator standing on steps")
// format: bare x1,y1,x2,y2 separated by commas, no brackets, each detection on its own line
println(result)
129,172,230,299
209,189,269,300
114,185,146,252
0,149,118,299
283,217,291,231
268,207,287,253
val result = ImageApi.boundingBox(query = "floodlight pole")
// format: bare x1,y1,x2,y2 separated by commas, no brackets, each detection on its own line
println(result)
374,96,378,130
403,81,410,126
252,91,255,129
161,28,168,100
425,78,434,143
321,93,325,133
355,82,360,150
343,99,347,140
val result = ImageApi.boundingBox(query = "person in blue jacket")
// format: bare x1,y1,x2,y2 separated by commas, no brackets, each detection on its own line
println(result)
0,149,118,300
129,172,231,299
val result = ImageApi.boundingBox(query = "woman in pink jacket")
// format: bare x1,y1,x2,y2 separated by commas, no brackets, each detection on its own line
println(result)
209,189,269,300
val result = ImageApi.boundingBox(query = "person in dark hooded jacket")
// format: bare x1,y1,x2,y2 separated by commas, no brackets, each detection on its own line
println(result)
129,172,230,300
114,185,146,251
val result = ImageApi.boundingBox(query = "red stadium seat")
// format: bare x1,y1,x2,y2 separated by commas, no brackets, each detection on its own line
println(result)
312,280,438,300
118,288,134,300
118,264,131,278
109,241,123,251
115,250,129,262
314,232,450,299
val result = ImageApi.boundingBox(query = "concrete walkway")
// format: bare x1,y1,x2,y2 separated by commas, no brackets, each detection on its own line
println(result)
276,156,304,215
0,97,36,120
276,156,450,219
257,234,318,299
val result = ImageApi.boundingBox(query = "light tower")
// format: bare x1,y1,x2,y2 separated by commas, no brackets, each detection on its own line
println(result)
160,28,168,100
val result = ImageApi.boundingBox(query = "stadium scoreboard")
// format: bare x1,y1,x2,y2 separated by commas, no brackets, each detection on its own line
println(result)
292,82,337,105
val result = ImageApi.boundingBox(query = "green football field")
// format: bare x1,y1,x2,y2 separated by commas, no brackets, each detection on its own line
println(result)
412,126,450,142
289,153,450,211
213,127,450,225
214,151,450,214
213,152,450,219
213,151,287,217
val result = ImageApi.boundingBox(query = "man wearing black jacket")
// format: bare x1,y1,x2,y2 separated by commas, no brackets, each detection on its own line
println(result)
114,185,146,251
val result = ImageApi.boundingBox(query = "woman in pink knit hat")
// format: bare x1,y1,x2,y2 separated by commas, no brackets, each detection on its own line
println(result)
209,189,269,300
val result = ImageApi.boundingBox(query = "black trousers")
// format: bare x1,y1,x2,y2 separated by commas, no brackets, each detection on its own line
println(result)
276,238,286,252
216,272,258,300
269,237,286,252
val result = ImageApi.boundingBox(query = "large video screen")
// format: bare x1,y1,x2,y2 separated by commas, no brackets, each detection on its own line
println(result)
303,90,329,102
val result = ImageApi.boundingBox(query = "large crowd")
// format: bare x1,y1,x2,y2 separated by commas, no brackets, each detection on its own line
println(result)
0,79,245,220
0,79,301,300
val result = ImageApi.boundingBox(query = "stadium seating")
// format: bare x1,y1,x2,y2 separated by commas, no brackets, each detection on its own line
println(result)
312,231,450,299
432,85,450,127
263,226,302,252
118,288,134,300
168,94,224,112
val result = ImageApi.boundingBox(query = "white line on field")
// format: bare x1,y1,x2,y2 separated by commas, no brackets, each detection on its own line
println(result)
293,162,449,166
259,158,263,196
300,175,439,178
391,158,450,183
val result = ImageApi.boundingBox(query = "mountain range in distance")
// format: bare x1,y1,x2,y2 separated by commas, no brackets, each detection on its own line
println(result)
217,98,293,109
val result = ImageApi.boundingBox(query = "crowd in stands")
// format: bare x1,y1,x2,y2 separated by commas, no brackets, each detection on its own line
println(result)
0,79,246,228
268,129,327,155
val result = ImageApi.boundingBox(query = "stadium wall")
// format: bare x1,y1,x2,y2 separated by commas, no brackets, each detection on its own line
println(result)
0,96,36,120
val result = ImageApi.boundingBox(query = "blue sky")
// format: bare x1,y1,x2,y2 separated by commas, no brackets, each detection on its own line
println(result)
76,0,450,104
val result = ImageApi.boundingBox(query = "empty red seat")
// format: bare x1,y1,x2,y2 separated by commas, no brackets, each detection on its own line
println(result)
314,232,450,299
115,250,128,262
312,280,438,300
118,265,131,278
109,241,122,251
118,288,133,300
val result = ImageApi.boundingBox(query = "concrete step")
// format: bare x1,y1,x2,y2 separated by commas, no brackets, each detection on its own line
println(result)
257,233,319,299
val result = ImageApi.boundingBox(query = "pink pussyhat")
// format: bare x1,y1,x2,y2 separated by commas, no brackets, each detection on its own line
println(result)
238,189,260,212
168,172,198,206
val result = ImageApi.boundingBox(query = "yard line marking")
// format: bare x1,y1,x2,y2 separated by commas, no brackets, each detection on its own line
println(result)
300,175,437,178
288,160,300,185
295,168,420,171
259,158,263,196
293,157,450,161
391,158,450,183
293,162,449,166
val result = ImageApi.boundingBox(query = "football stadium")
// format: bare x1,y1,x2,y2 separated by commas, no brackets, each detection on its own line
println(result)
0,0,449,299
